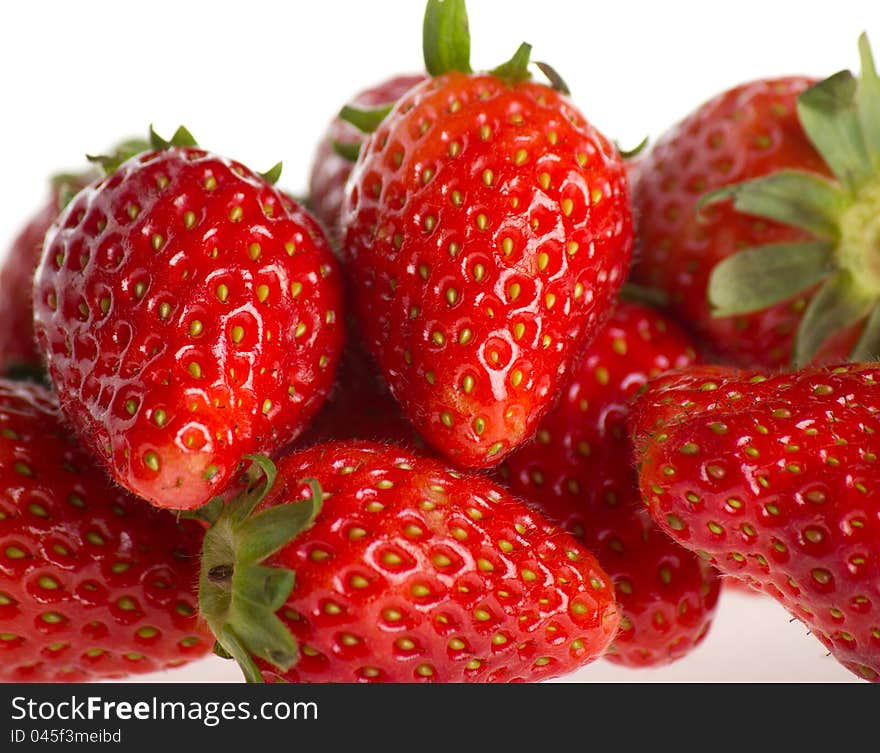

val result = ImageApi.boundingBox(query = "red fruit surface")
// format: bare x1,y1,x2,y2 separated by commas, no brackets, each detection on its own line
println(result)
0,380,211,681
0,201,56,376
630,77,839,368
343,72,633,467
308,74,425,238
1,172,94,377
501,302,720,666
632,363,880,681
296,329,424,450
33,146,344,510
245,441,620,682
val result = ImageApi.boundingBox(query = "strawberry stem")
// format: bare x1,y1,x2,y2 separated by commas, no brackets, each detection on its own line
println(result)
422,0,571,94
423,0,472,76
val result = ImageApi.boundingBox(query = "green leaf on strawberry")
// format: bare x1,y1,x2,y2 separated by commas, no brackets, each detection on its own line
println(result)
199,456,322,683
86,136,151,175
706,33,880,365
338,103,395,134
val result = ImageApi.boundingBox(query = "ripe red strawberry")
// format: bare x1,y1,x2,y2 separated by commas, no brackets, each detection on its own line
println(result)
340,0,633,467
0,380,211,681
632,363,880,682
499,301,720,667
197,442,620,682
308,73,425,239
32,128,344,511
631,35,880,368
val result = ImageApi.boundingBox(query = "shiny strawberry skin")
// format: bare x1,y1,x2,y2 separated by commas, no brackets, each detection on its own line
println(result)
632,364,880,681
308,74,425,238
630,77,840,368
0,201,56,376
342,72,633,468
500,302,720,666
33,147,344,510
255,440,620,682
0,380,211,681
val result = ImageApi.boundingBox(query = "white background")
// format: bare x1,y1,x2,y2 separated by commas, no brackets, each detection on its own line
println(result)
2,0,877,683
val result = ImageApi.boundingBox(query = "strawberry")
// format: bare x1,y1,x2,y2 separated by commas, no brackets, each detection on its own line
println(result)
0,380,211,681
197,442,620,682
308,73,425,239
631,35,880,368
632,363,880,682
499,301,720,667
32,128,344,511
340,0,633,467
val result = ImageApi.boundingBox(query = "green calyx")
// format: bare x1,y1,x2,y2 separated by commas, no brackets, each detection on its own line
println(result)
149,124,199,150
491,42,533,85
83,137,150,179
423,0,569,90
534,61,571,95
54,136,155,210
259,162,283,186
705,33,880,366
338,103,394,135
332,140,362,163
86,126,192,176
616,136,650,160
336,103,396,158
342,1,570,139
50,171,96,211
116,125,283,184
196,455,323,683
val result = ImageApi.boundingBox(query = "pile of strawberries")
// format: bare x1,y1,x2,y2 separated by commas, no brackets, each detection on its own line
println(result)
1,0,878,683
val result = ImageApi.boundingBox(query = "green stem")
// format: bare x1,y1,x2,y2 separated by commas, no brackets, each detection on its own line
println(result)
423,0,472,75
